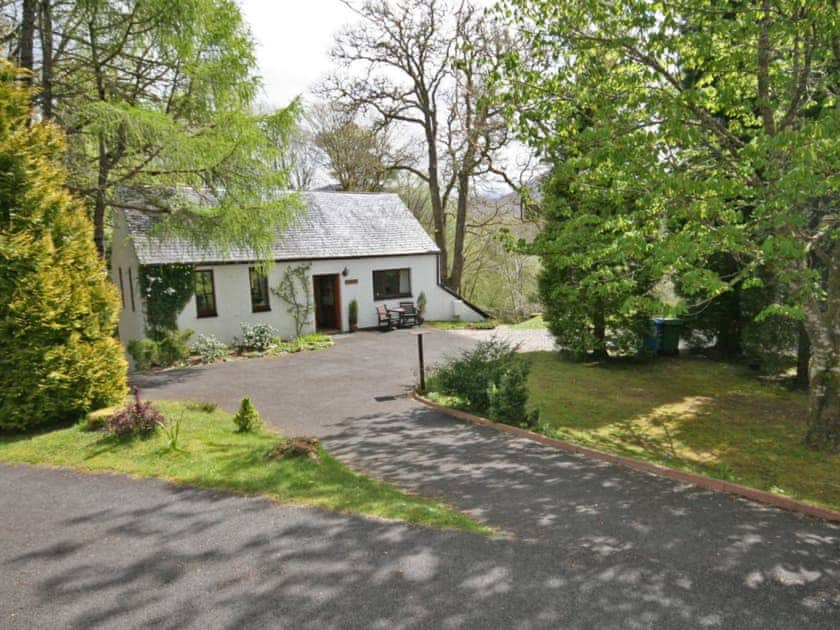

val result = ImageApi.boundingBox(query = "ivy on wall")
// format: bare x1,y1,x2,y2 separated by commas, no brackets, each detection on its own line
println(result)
138,264,195,340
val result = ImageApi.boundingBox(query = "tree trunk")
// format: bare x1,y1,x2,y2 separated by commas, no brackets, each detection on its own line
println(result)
93,135,109,258
714,285,743,358
19,0,36,84
449,171,470,293
39,0,54,119
426,126,448,286
804,243,840,452
796,321,810,387
592,304,608,359
804,335,840,452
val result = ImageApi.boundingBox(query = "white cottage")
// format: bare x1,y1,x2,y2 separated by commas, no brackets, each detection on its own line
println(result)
111,191,485,348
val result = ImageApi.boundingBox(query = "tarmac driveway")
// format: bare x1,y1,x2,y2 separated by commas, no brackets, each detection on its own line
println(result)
2,329,838,628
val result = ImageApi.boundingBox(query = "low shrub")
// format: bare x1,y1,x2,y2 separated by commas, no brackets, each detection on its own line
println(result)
127,330,193,370
233,397,263,433
236,323,279,352
488,362,539,428
430,339,519,411
106,388,165,437
156,329,193,366
299,333,334,349
274,333,334,354
162,410,185,451
429,339,537,427
348,299,359,329
192,334,228,364
127,339,159,371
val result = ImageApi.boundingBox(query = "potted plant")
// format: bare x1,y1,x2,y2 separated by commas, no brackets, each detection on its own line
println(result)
348,299,359,332
416,291,427,324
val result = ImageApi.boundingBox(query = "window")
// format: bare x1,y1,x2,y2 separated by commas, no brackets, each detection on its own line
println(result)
373,268,411,300
118,268,125,309
128,268,136,312
194,269,217,318
249,267,271,312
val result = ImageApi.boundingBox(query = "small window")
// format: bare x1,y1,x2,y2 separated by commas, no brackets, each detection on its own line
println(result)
118,268,125,309
249,267,270,312
128,268,136,312
194,269,218,318
373,268,411,300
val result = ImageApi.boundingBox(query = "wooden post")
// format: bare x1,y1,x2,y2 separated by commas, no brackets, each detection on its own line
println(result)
418,332,426,392
412,330,428,392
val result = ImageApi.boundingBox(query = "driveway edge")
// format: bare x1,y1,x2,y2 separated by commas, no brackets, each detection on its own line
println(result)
413,392,840,523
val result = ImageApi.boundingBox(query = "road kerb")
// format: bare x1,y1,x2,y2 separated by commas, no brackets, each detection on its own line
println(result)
412,391,840,524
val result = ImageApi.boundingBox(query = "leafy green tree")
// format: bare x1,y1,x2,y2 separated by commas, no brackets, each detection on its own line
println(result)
0,62,126,431
537,163,661,358
501,0,840,450
2,0,298,259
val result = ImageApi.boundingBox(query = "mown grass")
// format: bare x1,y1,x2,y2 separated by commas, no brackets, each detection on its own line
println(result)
526,352,840,511
0,401,491,534
509,314,546,330
424,320,498,330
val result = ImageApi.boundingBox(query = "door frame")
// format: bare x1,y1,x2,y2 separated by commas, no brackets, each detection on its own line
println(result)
312,273,342,332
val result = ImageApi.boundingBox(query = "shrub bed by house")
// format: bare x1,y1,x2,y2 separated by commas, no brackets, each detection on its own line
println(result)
127,324,335,371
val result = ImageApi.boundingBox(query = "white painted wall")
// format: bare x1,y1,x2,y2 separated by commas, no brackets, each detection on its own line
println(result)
111,210,146,345
111,207,484,351
169,254,483,345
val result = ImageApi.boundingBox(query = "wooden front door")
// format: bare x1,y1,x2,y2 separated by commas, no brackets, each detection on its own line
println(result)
313,274,341,332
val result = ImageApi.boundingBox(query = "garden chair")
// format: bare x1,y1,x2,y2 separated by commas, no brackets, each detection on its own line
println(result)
399,301,419,327
376,305,399,331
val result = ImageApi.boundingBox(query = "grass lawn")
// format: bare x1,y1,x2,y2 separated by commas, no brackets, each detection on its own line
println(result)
526,352,840,511
0,401,491,534
510,314,546,330
424,320,498,330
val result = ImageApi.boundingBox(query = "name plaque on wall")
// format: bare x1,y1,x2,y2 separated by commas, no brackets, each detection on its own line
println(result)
344,278,359,285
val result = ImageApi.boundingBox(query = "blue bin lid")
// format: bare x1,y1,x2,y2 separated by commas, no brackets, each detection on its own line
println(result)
654,317,683,325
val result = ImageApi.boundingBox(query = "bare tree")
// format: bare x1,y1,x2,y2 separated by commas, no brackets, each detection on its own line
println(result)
309,104,397,192
322,0,515,292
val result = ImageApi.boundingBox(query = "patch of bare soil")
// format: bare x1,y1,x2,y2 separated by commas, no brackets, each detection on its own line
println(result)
267,437,321,462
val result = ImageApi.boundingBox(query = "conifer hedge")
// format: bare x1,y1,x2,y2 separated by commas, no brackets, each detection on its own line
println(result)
0,62,127,431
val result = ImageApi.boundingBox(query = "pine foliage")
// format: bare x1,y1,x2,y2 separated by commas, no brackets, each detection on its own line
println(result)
233,397,262,433
0,63,127,431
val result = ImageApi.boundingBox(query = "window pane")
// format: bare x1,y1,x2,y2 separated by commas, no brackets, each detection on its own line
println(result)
195,270,217,317
249,268,270,312
373,268,411,300
399,269,411,294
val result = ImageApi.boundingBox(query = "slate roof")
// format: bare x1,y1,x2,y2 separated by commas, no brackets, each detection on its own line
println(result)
122,192,440,265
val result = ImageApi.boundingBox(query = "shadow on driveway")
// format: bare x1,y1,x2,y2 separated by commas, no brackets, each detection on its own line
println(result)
2,464,838,629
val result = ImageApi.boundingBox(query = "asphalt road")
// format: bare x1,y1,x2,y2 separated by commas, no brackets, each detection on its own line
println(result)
2,329,838,628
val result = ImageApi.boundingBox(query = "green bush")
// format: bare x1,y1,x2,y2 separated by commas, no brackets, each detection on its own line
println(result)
233,397,263,433
488,362,538,427
0,64,126,431
191,334,228,364
157,329,193,365
105,388,164,437
236,323,278,352
127,330,193,370
128,339,159,371
430,339,519,412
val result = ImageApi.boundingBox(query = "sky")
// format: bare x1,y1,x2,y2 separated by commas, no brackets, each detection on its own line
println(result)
239,0,358,109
